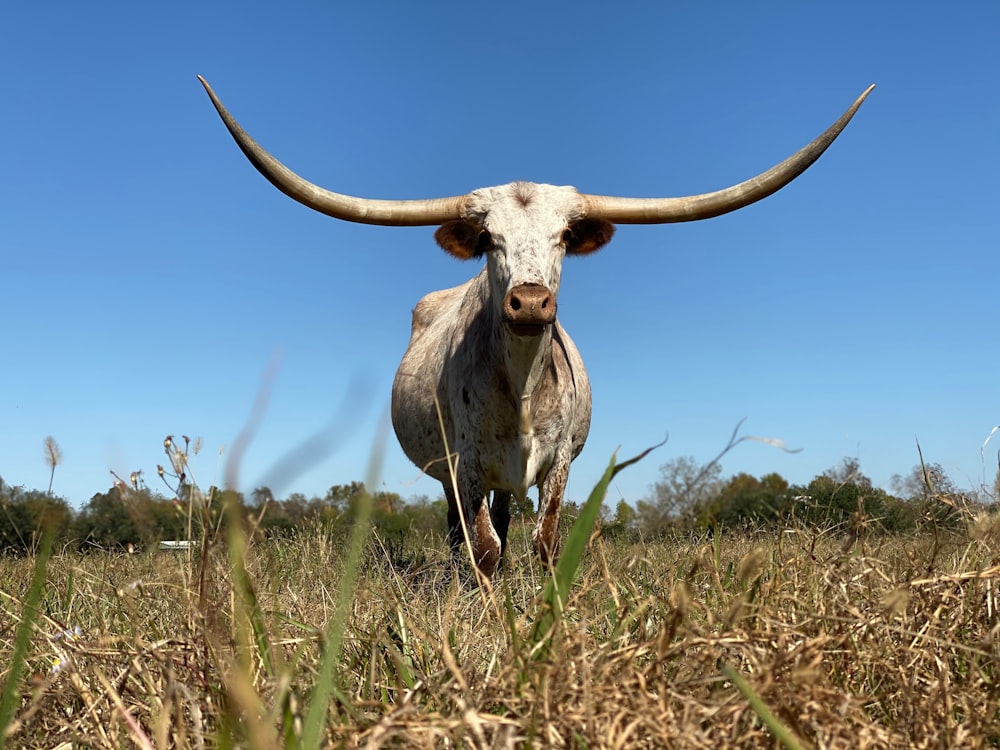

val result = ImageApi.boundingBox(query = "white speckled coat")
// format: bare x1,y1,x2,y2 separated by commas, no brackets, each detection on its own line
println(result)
391,183,611,575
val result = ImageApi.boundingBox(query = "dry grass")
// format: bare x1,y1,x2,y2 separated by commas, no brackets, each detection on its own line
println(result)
2,514,999,748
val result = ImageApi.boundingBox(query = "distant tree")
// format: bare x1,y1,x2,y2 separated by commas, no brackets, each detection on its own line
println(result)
706,472,791,528
71,486,187,549
0,483,32,554
601,499,636,539
798,475,853,526
20,490,73,545
891,462,972,527
372,490,403,516
891,462,962,503
246,486,289,535
879,494,920,533
147,495,188,540
0,506,31,554
509,494,535,520
276,492,313,526
613,499,635,528
76,487,149,550
636,456,723,534
213,488,247,535
369,489,406,538
796,459,899,531
399,494,448,536
325,482,367,517
0,480,73,553
320,482,413,537
251,486,275,508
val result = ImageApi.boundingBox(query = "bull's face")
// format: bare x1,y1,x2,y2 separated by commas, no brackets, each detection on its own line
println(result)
435,183,615,338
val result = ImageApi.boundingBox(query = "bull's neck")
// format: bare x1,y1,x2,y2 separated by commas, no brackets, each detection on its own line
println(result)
472,271,554,406
500,324,553,403
497,321,552,449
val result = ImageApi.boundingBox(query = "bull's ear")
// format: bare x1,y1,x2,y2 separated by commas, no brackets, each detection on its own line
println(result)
564,218,615,255
435,221,491,260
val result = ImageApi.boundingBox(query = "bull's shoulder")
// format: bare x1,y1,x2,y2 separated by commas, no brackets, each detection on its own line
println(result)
408,277,480,339
410,289,455,337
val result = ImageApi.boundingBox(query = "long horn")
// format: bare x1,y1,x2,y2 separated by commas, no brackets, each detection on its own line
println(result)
199,76,467,226
581,85,875,224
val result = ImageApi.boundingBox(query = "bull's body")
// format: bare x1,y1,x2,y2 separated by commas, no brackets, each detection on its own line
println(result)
392,258,591,573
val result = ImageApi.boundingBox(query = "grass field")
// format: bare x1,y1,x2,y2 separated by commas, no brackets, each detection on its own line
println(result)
2,472,999,749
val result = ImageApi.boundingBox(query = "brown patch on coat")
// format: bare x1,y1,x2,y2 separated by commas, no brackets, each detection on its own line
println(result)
565,218,616,255
474,500,501,576
435,221,492,259
534,462,568,565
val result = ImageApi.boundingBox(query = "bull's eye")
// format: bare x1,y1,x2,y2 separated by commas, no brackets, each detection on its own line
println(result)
561,228,574,246
475,230,494,256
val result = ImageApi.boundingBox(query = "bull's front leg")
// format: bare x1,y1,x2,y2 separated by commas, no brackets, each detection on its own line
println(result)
532,452,571,566
444,486,464,562
491,490,512,563
444,470,502,577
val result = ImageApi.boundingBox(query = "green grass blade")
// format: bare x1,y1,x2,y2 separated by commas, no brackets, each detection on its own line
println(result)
529,455,614,652
300,417,389,748
225,492,274,679
531,456,615,658
530,443,659,656
722,663,808,750
0,530,54,748
547,455,617,611
301,493,371,741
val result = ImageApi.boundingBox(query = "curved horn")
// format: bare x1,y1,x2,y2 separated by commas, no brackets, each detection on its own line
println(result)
199,76,466,226
581,85,875,224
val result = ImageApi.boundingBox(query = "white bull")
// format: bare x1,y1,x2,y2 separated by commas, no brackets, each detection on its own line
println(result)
200,77,873,576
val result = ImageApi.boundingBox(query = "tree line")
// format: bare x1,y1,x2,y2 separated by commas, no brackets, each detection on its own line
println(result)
0,477,448,554
610,456,991,539
2,452,992,555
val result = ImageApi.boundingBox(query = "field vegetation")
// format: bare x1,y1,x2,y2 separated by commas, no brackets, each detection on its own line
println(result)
2,439,999,748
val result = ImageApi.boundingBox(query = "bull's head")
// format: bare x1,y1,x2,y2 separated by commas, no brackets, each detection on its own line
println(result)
433,182,614,336
199,77,873,339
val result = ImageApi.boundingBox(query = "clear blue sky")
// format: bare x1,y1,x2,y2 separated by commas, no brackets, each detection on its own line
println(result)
3,2,998,509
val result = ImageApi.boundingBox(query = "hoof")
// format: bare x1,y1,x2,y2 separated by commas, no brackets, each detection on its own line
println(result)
475,549,500,579
533,535,560,567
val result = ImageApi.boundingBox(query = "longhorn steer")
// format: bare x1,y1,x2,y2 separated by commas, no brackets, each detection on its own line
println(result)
200,77,873,577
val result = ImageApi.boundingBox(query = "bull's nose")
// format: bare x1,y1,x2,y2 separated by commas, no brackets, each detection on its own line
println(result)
502,283,556,336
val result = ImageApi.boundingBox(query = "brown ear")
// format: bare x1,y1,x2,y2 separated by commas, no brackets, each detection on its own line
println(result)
565,218,615,255
435,221,489,260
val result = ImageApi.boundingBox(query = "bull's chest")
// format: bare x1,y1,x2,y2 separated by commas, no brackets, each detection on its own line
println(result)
458,381,564,494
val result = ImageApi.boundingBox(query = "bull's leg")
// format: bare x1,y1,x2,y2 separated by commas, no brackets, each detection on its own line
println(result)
472,496,501,577
491,491,512,565
445,475,502,578
532,454,570,566
444,485,463,563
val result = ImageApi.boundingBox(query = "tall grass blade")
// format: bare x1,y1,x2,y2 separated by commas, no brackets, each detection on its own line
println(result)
301,415,389,748
722,663,808,750
225,490,274,678
530,444,659,656
0,530,54,748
